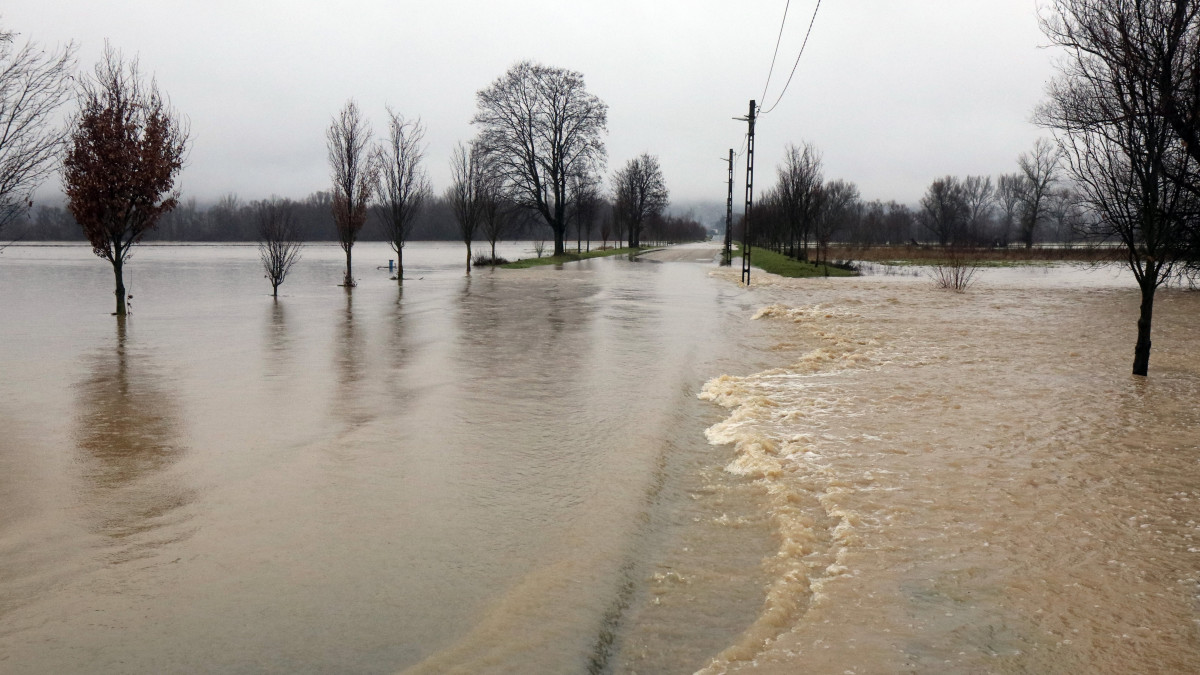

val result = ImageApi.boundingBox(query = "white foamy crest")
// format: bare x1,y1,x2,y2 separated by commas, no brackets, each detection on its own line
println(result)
697,301,885,670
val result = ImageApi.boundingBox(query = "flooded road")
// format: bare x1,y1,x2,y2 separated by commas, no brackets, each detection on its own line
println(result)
0,242,778,673
1,243,1198,673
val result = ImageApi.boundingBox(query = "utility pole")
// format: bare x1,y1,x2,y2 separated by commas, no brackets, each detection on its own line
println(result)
721,148,733,266
735,100,757,285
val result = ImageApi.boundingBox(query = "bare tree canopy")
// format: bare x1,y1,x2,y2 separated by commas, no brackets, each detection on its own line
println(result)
568,173,600,252
327,99,374,288
816,178,860,262
1016,139,1061,248
0,25,75,237
447,140,483,274
611,153,668,249
995,173,1026,246
472,61,608,256
63,45,188,315
478,154,518,263
961,175,995,243
256,197,302,298
776,142,824,259
919,176,967,247
1040,0,1200,376
372,108,430,282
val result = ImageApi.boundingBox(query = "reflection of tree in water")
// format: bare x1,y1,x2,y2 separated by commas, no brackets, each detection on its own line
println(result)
262,298,291,380
332,289,370,427
73,317,193,561
385,285,419,405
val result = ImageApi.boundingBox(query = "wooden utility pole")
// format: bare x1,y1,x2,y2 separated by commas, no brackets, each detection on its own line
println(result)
735,100,757,285
722,148,734,266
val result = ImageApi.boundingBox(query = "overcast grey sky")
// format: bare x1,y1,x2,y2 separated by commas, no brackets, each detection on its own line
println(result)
7,1,1055,209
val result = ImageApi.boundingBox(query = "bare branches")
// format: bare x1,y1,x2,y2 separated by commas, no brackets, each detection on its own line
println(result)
775,142,824,259
611,153,668,248
256,197,302,298
472,61,608,255
0,26,75,234
1016,139,1061,248
1040,0,1200,375
327,99,374,287
447,140,483,273
63,44,188,315
372,108,429,281
919,176,967,247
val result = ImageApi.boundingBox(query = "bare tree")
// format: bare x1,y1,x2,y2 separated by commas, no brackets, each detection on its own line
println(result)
961,175,995,244
611,153,668,248
995,173,1026,246
1046,187,1084,244
1041,0,1200,376
598,212,612,250
775,142,824,259
569,173,600,253
447,141,483,274
327,99,374,288
1016,139,1061,248
256,197,302,298
919,176,967,246
472,61,608,256
63,46,188,315
477,154,515,263
372,108,429,282
816,179,859,264
0,26,75,239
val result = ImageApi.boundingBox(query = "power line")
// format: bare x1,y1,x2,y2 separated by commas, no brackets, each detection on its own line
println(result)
759,0,822,115
759,0,792,104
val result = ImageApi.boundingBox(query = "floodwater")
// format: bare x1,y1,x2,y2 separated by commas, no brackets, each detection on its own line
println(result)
1,243,1198,674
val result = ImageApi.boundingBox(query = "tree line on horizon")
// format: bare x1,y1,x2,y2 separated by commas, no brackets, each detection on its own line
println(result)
740,137,1078,263
11,191,707,246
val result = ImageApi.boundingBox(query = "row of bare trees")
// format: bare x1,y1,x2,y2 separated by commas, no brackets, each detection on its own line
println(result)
748,142,863,263
744,137,1084,257
914,140,1065,248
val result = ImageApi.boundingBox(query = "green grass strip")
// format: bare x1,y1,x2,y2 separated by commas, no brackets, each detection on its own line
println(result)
501,247,641,269
735,245,858,278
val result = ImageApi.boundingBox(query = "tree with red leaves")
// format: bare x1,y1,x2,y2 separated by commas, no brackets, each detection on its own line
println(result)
63,46,188,315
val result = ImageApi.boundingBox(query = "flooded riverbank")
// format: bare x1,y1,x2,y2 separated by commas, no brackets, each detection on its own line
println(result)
1,244,1197,673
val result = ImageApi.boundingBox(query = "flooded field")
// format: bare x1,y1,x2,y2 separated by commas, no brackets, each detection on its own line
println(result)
699,263,1200,673
1,242,1197,673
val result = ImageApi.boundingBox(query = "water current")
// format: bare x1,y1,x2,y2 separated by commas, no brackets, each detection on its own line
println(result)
1,242,1197,673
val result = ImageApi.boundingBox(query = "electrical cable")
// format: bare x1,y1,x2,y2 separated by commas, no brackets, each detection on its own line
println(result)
759,0,822,115
760,0,791,104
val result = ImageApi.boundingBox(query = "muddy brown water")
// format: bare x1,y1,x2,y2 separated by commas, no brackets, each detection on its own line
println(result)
1,242,1197,674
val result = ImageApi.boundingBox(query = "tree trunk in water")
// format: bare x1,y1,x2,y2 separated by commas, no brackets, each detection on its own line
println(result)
465,244,472,275
1133,280,1155,377
113,258,127,316
554,227,565,256
344,246,354,287
397,247,404,283
491,241,497,261
272,281,279,298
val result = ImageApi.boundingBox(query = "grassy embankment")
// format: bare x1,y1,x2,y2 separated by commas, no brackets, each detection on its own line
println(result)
734,244,858,278
500,247,640,269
